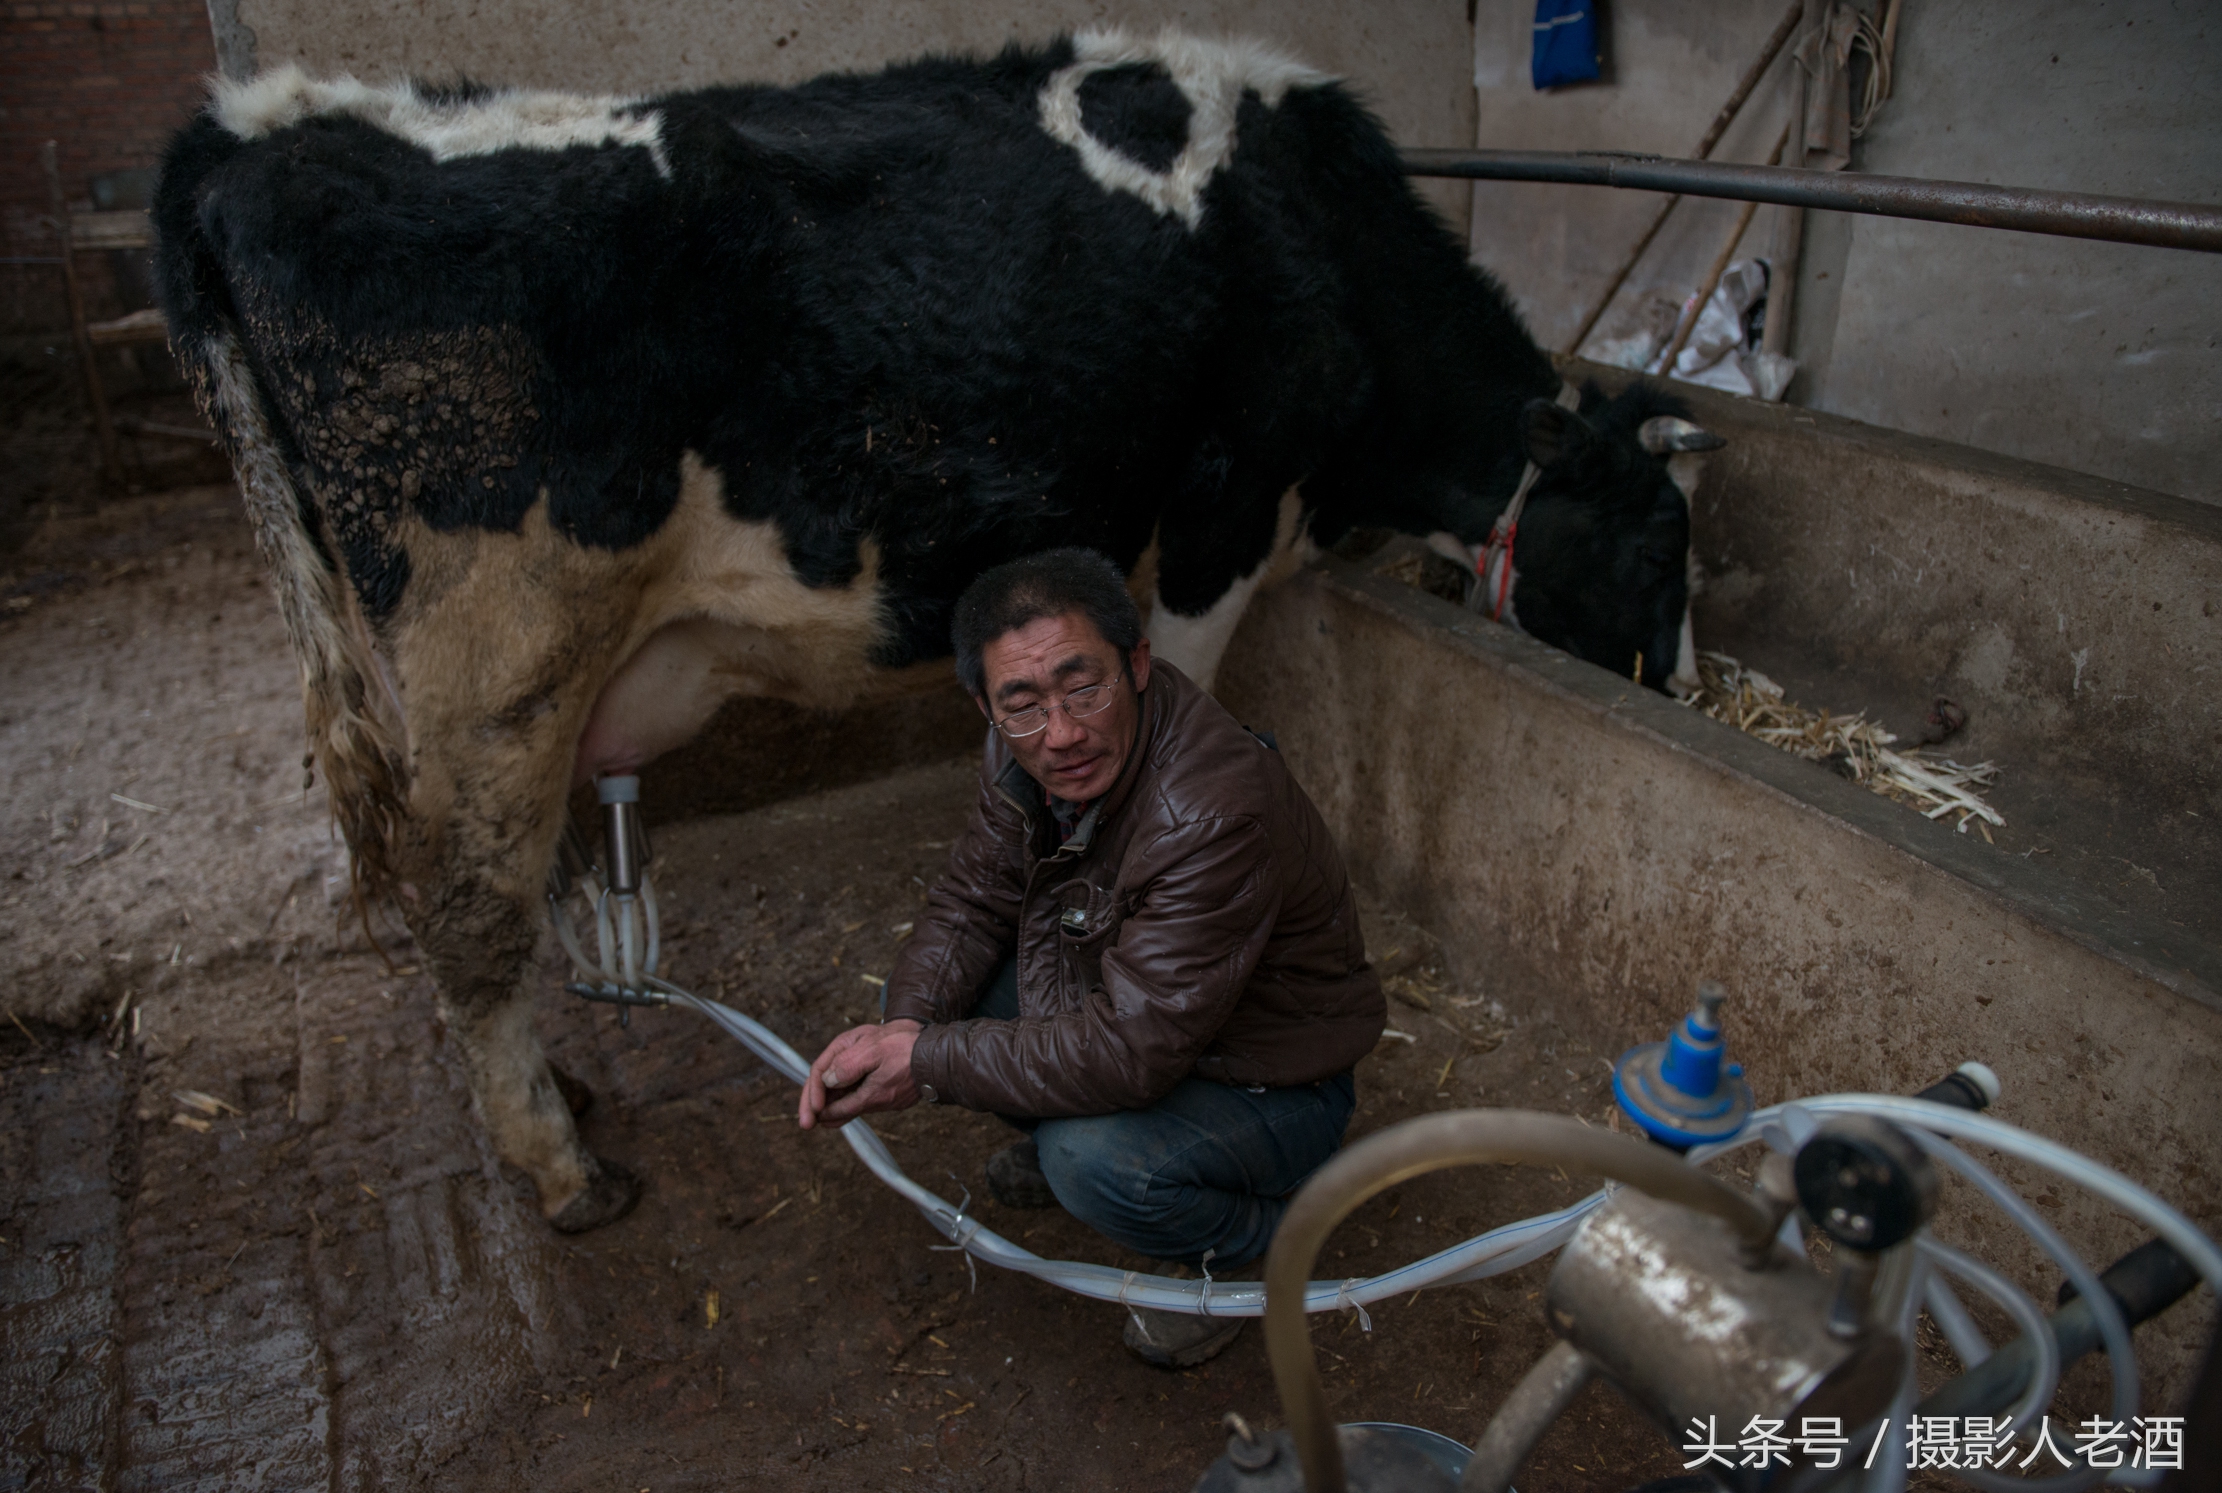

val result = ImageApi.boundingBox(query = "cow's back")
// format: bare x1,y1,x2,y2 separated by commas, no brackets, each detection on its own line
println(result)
151,32,1540,678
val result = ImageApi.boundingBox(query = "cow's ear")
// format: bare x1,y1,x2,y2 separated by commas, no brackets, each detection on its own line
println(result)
1520,397,1593,470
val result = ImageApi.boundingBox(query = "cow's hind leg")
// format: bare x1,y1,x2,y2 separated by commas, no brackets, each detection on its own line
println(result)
387,540,642,1231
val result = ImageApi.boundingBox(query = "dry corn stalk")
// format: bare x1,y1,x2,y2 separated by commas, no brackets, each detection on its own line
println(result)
173,1088,242,1117
1686,652,2004,833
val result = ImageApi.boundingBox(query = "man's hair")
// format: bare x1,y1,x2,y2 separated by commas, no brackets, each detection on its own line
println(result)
951,547,1142,698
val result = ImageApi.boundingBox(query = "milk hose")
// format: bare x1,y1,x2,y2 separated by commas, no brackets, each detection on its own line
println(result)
550,878,1608,1318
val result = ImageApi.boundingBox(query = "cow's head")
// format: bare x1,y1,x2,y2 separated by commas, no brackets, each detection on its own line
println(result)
1481,383,1720,696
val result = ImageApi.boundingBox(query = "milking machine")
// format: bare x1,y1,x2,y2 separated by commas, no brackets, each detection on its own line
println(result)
549,775,662,1023
1193,989,2220,1493
545,789,2216,1493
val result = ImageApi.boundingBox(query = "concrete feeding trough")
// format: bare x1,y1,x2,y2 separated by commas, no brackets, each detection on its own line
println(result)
1217,377,2220,1393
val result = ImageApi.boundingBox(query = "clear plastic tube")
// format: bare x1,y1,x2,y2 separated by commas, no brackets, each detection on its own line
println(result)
541,878,1616,1316
1920,1267,1993,1370
1905,1133,2126,1493
617,893,640,988
549,888,600,980
1743,1096,2222,1296
564,872,661,998
1916,1130,2139,1425
664,980,1605,1316
1916,1238,2057,1438
553,884,2219,1360
592,886,616,982
1709,1097,2198,1493
1859,1247,1927,1493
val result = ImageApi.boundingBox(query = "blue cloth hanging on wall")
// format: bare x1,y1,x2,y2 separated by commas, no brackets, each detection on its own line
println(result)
1532,0,1601,90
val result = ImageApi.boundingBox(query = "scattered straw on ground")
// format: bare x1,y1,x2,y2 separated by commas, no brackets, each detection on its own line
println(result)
1685,652,2004,838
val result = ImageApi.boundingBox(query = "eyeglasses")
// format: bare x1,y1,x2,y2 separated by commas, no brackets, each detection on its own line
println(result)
994,679,1125,739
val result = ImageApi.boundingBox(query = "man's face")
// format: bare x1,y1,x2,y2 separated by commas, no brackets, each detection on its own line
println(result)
977,611,1152,803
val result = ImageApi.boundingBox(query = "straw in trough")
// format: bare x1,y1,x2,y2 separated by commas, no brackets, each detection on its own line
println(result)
1367,545,2007,835
1685,651,2004,838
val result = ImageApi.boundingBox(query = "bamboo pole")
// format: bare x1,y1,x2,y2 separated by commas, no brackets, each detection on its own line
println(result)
1658,122,1790,375
1761,1,1822,361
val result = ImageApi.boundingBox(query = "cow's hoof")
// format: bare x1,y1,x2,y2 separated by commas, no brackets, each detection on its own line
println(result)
548,1157,641,1233
548,1062,595,1118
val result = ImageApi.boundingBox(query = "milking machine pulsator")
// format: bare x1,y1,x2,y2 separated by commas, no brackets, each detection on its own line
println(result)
549,780,2218,1493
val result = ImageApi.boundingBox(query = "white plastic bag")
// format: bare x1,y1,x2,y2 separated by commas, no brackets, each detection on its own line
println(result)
1640,259,1797,401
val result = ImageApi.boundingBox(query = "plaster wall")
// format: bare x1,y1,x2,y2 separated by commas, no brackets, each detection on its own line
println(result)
1469,0,2222,506
1469,0,1801,358
208,0,1476,232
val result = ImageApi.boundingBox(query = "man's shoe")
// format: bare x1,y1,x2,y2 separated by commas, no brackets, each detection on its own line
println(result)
985,1138,1060,1210
1122,1307,1246,1369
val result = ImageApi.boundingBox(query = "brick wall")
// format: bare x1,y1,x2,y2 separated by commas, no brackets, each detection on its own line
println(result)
2,0,216,331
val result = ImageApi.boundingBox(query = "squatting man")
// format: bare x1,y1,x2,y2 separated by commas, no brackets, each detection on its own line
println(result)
798,548,1386,1367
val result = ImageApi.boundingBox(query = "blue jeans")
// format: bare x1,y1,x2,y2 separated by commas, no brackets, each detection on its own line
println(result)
966,958,1357,1269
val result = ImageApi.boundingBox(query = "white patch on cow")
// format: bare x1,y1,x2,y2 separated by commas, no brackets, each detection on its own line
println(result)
1258,486,1321,587
1149,571,1261,694
1664,457,1707,698
572,452,945,783
1425,531,1478,568
1147,487,1311,691
213,64,669,177
1667,608,1701,699
1038,28,1329,228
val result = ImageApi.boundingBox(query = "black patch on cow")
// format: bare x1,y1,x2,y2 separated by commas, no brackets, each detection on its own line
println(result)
1076,62,1192,172
1510,382,1696,690
1520,398,1583,468
410,77,499,107
153,34,1695,685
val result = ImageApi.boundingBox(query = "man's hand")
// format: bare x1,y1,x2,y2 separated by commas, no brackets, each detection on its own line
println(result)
798,1018,923,1129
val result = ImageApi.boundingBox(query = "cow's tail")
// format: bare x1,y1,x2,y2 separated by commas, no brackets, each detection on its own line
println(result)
201,332,413,896
154,111,412,900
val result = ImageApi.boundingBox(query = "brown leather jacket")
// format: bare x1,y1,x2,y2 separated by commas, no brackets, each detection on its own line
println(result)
886,660,1384,1116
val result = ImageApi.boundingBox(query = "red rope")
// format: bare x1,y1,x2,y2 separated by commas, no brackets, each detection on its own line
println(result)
1478,519,1517,623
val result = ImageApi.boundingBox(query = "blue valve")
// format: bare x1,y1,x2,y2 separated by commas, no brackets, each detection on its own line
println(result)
1612,980,1753,1151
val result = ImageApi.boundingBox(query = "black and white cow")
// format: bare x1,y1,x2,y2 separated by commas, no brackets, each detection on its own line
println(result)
153,30,1719,1230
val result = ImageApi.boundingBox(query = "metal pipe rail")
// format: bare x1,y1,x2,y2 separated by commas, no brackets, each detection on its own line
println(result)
1400,148,2222,254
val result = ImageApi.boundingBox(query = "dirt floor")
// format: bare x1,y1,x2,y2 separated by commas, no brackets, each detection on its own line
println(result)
0,481,2140,1492
0,483,1691,1492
